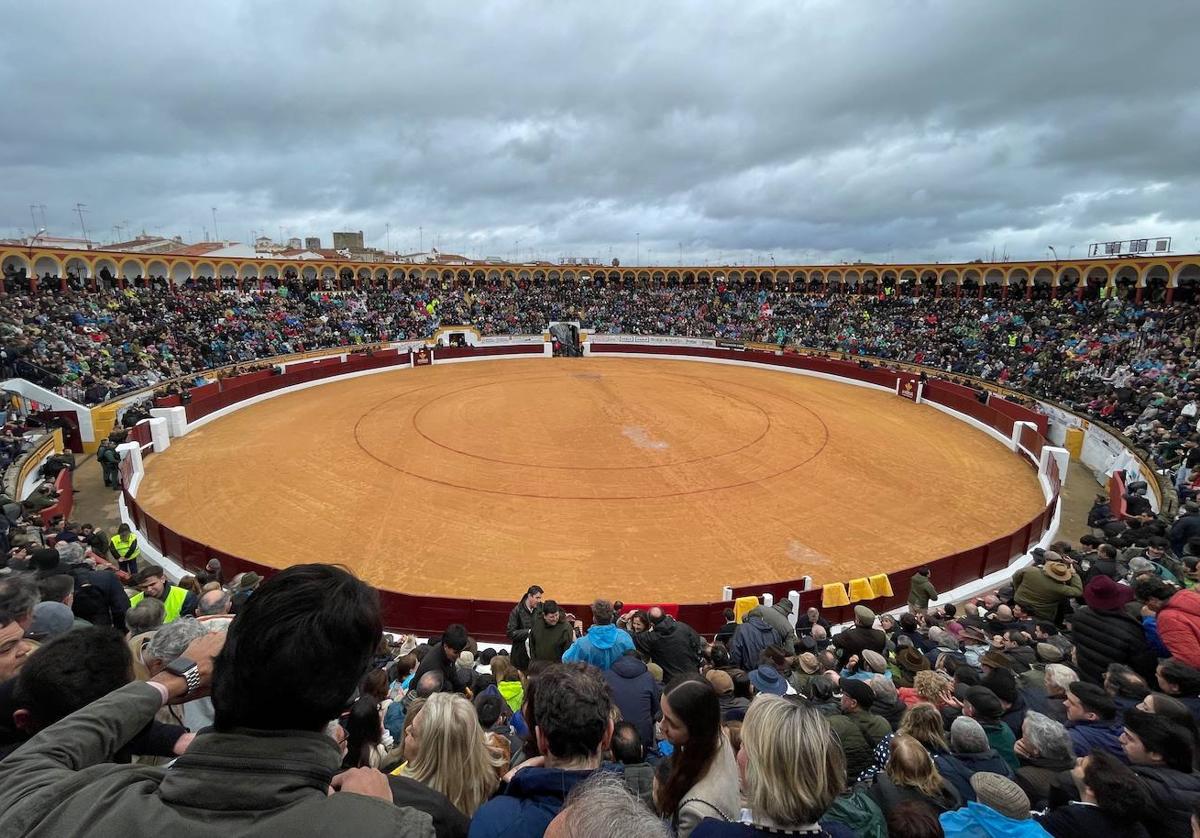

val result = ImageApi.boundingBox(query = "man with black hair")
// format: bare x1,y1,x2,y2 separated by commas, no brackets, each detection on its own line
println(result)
714,608,737,647
629,606,705,684
0,564,436,836
471,662,614,837
128,565,194,625
1121,709,1200,837
30,546,130,631
1170,503,1200,557
1064,681,1124,761
413,623,471,692
0,576,38,682
606,721,653,805
1036,749,1152,836
529,600,573,664
507,585,543,671
1155,659,1200,718
1082,542,1122,584
0,626,189,762
603,649,660,748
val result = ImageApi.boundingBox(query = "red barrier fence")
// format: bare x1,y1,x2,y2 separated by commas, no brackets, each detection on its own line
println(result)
126,340,1058,641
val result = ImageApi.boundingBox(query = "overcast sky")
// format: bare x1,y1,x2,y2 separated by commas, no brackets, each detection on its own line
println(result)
2,0,1197,265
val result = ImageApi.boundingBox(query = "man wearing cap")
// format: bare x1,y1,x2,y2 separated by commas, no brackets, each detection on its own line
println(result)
705,669,749,721
23,602,76,643
907,567,938,615
964,686,1020,771
825,677,884,781
788,652,821,695
1011,553,1083,623
832,605,887,664
128,565,198,625
838,678,891,748
506,585,543,671
749,663,788,697
30,546,130,632
728,608,784,672
940,772,1043,837
745,598,797,653
1071,575,1156,683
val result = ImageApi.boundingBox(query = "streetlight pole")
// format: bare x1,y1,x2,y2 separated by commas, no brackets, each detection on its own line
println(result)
636,232,640,266
211,207,219,241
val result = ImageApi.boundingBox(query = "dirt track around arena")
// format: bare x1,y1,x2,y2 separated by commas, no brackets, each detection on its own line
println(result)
137,357,1046,604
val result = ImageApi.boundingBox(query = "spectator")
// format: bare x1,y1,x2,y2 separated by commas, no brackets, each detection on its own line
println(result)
196,589,232,617
544,772,670,838
399,692,503,817
1011,555,1083,623
692,694,853,837
490,655,524,714
603,649,661,748
963,687,1019,772
506,585,542,671
861,701,952,784
909,568,939,614
656,678,739,837
631,607,705,684
1036,749,1151,838
1013,711,1075,809
1155,659,1200,717
745,598,798,654
1064,682,1124,761
940,772,1043,837
832,606,887,663
109,523,141,575
1121,709,1200,837
940,716,1014,799
606,720,654,806
229,571,261,613
1157,588,1200,669
470,663,613,838
342,694,387,769
0,564,437,835
730,609,784,672
0,576,37,683
561,599,633,671
706,669,750,721
529,600,572,664
1070,575,1155,683
30,546,129,631
885,800,946,838
867,733,962,815
714,608,737,648
414,624,471,693
828,678,891,781
129,565,198,624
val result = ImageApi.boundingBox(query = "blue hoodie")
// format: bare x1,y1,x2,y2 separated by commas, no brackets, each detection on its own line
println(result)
561,624,634,671
940,801,1051,837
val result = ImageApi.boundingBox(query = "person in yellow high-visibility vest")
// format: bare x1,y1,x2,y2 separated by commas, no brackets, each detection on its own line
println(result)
109,524,141,575
129,565,198,624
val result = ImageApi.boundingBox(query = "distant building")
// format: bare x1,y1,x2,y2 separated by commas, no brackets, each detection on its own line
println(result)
305,236,322,250
287,237,303,249
332,231,365,251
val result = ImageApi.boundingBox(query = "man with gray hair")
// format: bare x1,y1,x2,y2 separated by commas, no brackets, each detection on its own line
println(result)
0,575,38,683
143,618,214,731
1012,710,1074,808
544,773,669,838
939,715,1015,802
126,598,166,638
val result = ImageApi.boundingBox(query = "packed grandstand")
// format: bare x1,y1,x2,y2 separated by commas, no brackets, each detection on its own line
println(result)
4,265,1200,837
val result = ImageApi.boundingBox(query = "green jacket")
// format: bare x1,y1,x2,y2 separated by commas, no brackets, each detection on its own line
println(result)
908,573,938,608
1011,566,1084,620
0,681,435,837
529,615,574,663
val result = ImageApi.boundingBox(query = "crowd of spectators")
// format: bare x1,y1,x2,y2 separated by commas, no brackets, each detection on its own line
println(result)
3,502,1200,836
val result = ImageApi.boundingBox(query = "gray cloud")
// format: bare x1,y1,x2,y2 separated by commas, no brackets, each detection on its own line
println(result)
2,0,1198,264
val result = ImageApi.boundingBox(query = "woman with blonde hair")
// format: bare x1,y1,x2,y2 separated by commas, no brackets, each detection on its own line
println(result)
866,733,962,815
691,694,852,837
396,692,504,817
898,670,953,709
858,701,951,782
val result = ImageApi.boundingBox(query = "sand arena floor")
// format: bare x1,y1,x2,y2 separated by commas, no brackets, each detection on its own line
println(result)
137,358,1046,604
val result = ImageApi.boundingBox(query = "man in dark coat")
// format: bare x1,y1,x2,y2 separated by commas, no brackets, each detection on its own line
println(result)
528,600,573,664
413,624,471,693
629,608,704,684
601,650,661,747
832,605,887,664
31,547,130,632
1071,576,1157,683
1170,503,1200,556
728,612,783,672
506,585,542,671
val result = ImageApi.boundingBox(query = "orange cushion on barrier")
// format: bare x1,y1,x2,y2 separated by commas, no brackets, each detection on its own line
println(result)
868,574,894,598
822,583,850,608
734,596,759,624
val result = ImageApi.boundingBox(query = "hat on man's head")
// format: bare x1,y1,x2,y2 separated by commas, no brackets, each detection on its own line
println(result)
1044,561,1074,583
31,547,61,573
981,651,1013,671
456,651,476,670
749,665,787,696
853,605,875,626
840,678,875,709
950,716,990,754
238,572,262,590
861,650,888,674
896,646,931,673
1035,642,1065,663
1083,575,1135,611
1128,556,1156,575
964,686,1004,721
705,669,734,695
797,653,819,675
970,773,1031,821
205,559,222,572
25,601,75,641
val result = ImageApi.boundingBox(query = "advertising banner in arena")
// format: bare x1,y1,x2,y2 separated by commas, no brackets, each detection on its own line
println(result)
715,339,746,351
897,372,921,401
590,334,717,348
479,335,544,345
413,347,433,366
